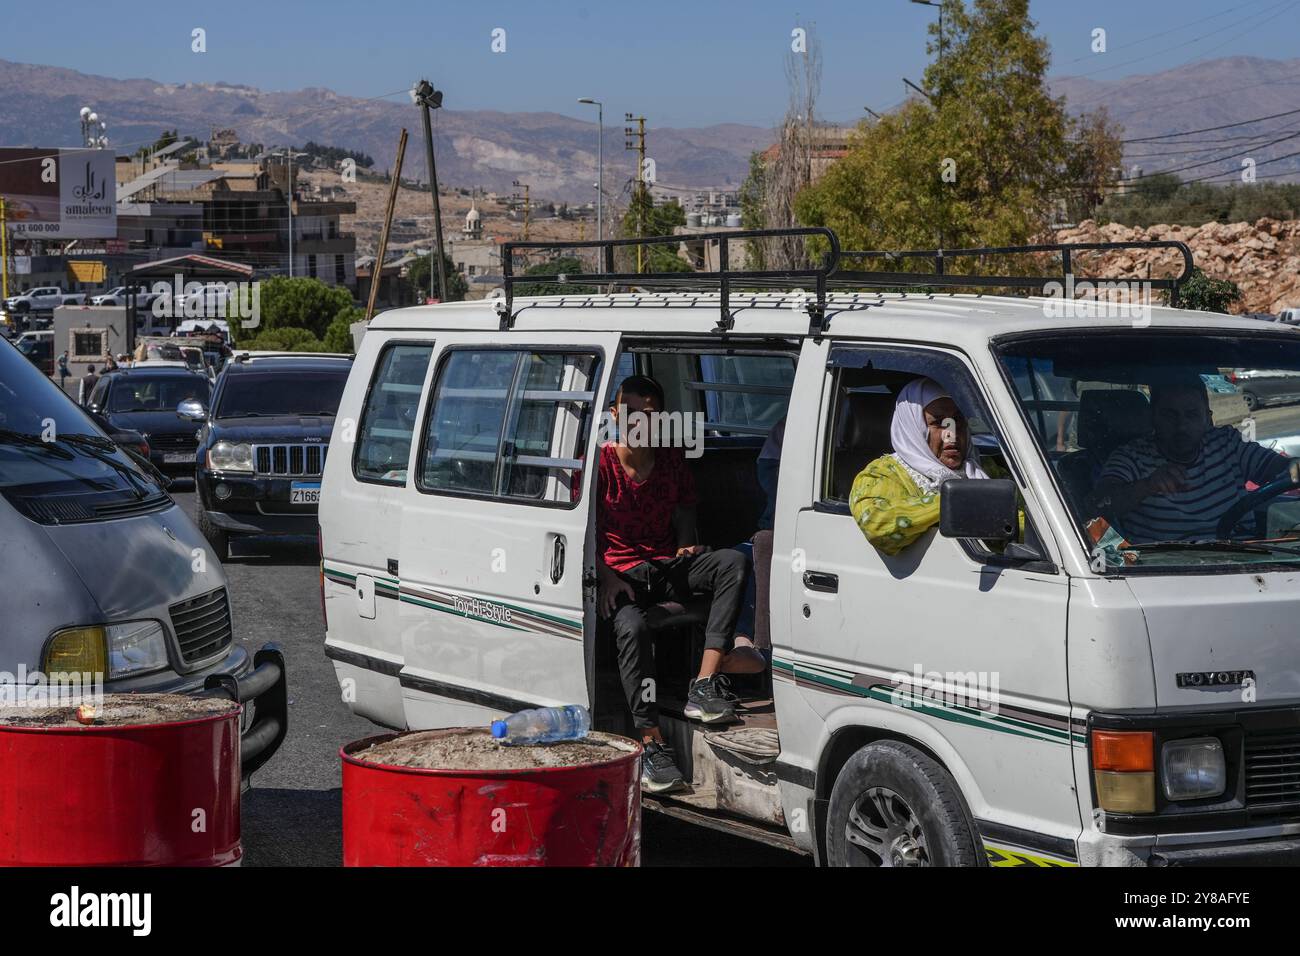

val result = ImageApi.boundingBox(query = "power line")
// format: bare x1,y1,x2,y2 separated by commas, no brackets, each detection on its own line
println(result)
1121,106,1300,144
1057,0,1269,65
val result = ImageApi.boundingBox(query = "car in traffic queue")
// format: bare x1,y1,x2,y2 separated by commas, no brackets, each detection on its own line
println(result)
85,366,212,476
193,352,352,560
14,330,54,376
0,334,287,776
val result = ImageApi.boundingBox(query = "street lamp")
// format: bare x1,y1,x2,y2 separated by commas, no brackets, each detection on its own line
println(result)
79,106,107,148
577,98,603,242
270,147,302,277
413,79,448,303
910,0,945,80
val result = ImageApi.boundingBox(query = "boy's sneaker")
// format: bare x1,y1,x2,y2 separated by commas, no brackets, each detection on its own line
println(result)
641,740,686,793
685,675,738,723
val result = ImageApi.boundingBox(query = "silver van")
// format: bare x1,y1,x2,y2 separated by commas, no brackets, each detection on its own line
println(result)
0,335,286,775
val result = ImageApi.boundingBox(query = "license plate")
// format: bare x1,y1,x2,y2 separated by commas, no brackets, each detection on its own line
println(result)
290,482,320,504
163,451,192,463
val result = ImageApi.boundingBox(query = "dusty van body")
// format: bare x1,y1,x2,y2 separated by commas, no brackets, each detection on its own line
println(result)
0,335,287,776
321,232,1300,866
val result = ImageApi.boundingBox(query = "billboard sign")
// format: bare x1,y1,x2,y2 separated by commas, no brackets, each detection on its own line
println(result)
0,148,117,239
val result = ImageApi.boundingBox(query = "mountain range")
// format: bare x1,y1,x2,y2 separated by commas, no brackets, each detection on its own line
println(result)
1,55,1297,203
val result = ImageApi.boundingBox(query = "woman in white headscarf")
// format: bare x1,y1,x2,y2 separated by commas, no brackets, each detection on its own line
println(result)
849,377,989,554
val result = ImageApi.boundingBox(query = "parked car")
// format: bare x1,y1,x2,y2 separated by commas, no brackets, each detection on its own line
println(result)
91,285,162,309
193,352,352,560
321,226,1300,867
0,334,286,774
85,366,212,474
3,286,65,313
1227,368,1300,410
13,330,54,376
1280,307,1300,326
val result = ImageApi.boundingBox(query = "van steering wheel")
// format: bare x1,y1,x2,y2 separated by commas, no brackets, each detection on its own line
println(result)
1215,459,1300,540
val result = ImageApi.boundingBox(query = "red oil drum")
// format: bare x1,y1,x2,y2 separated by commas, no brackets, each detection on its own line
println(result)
0,700,242,866
342,729,642,867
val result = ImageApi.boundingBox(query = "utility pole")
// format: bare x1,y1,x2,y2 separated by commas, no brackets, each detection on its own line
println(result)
624,113,646,273
0,198,9,307
365,128,408,323
512,180,531,241
413,79,448,303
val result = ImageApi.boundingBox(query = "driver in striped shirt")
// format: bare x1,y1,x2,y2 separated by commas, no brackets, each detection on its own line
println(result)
1089,379,1291,543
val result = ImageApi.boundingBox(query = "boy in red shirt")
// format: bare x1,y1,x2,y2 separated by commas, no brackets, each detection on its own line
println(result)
597,375,747,793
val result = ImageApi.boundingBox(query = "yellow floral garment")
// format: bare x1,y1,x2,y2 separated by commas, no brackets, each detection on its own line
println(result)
849,454,941,555
849,454,1023,555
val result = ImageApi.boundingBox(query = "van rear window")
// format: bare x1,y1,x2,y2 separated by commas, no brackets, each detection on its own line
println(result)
419,349,601,505
353,343,434,484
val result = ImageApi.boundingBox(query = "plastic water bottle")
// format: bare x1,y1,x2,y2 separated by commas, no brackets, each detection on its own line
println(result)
490,705,591,745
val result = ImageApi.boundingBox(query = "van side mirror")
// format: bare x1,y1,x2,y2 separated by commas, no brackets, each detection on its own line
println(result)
176,398,207,422
940,479,1018,541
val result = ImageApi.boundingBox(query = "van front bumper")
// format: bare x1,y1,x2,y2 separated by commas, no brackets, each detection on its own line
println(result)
193,643,289,781
1080,827,1300,866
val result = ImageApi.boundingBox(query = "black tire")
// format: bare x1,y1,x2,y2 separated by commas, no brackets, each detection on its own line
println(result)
198,509,230,562
825,740,980,867
1243,391,1259,412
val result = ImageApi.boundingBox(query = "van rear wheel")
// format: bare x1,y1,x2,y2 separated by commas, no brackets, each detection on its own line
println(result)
198,510,230,562
825,740,980,867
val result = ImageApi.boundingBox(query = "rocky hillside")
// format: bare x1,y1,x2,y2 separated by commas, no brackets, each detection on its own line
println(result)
1055,218,1300,314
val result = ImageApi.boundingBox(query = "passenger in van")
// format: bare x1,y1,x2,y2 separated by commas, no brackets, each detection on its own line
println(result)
596,375,749,792
849,377,990,555
1089,378,1290,543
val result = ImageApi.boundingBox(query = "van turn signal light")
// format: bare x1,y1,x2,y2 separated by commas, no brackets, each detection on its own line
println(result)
1091,729,1156,814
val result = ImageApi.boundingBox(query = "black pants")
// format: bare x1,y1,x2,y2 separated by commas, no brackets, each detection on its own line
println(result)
610,548,748,730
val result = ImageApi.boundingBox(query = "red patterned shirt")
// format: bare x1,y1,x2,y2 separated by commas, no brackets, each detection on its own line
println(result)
597,442,699,573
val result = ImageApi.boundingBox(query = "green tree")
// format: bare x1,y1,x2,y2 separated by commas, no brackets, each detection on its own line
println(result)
238,326,326,352
1177,267,1242,313
795,0,1121,274
619,196,690,273
407,251,468,302
323,307,362,353
514,256,596,296
738,151,770,270
234,276,354,342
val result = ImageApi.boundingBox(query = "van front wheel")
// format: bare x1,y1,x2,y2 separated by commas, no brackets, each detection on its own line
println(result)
826,740,980,867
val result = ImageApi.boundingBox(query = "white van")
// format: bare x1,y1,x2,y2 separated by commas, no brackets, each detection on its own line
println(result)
320,230,1300,866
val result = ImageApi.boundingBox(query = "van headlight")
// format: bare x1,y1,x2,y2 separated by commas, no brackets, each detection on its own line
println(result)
45,622,169,679
1162,737,1226,801
208,441,254,472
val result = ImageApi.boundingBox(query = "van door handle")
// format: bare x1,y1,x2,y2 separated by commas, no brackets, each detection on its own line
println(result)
550,535,566,585
803,570,839,593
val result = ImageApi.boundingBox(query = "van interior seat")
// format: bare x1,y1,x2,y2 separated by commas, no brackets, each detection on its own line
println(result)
1057,389,1152,508
690,440,766,546
831,390,898,501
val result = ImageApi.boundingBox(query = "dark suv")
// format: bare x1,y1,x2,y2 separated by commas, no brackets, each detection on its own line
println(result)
86,366,212,474
192,353,352,559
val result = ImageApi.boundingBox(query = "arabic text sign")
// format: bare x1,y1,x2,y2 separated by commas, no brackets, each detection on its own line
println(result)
0,148,117,239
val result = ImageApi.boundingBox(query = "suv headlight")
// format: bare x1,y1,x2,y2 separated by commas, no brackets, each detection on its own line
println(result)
44,621,170,679
1162,737,1226,801
208,441,254,472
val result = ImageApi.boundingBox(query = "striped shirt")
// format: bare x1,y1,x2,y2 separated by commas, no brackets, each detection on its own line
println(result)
1100,426,1282,542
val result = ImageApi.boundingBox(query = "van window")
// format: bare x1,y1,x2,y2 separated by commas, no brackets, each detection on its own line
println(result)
697,354,793,436
821,347,1002,505
353,343,434,484
419,349,601,504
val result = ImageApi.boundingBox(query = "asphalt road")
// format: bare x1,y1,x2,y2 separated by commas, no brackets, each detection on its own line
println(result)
170,489,807,867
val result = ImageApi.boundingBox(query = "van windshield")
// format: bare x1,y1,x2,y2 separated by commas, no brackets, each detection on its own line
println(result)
0,339,163,509
996,330,1300,572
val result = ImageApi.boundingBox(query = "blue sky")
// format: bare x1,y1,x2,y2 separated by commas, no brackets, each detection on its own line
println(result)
3,0,1297,127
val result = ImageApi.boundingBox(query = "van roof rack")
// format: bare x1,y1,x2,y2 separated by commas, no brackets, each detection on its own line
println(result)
498,228,1194,335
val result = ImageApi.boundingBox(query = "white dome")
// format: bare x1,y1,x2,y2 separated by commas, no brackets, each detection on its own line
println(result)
466,207,481,224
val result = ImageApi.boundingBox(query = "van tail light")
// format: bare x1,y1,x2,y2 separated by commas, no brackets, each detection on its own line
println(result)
1091,729,1155,814
318,526,327,627
1227,371,1238,383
